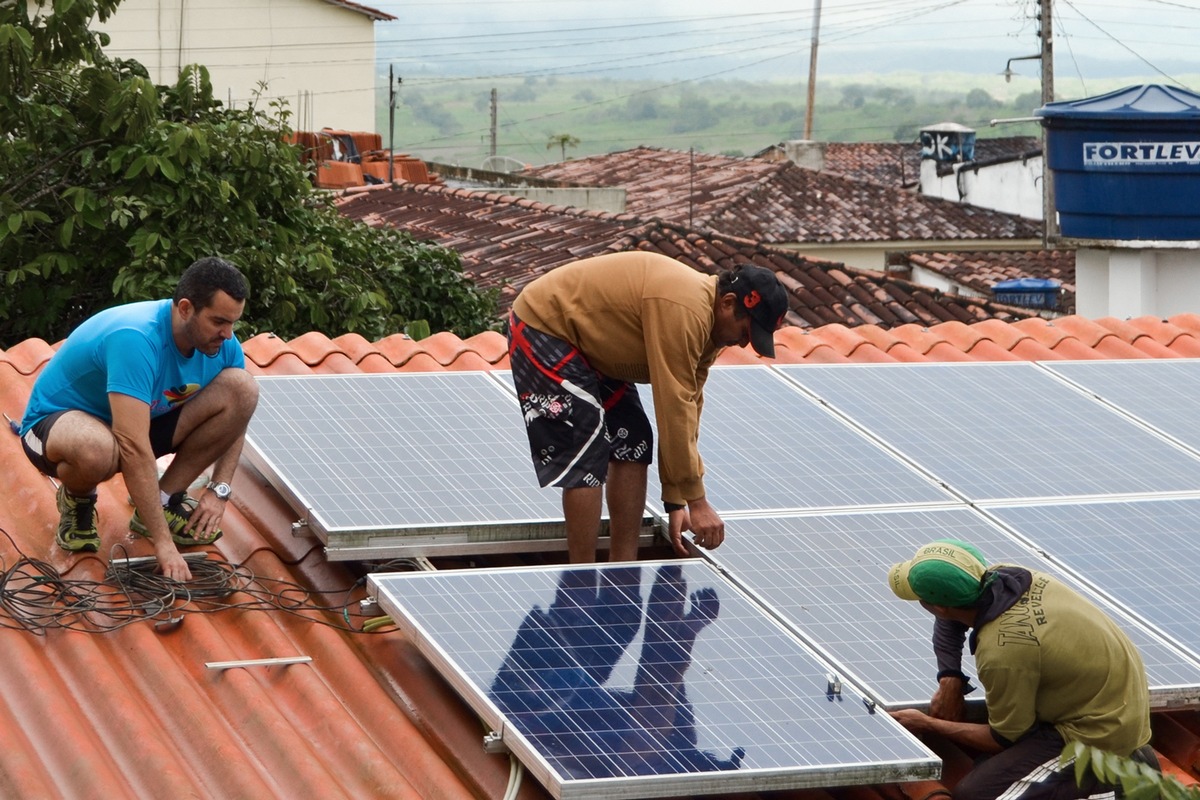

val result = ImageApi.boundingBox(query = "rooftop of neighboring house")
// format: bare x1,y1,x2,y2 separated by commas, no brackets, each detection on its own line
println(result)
753,137,1040,188
334,182,1037,325
891,249,1077,314
519,146,1042,244
4,315,1200,798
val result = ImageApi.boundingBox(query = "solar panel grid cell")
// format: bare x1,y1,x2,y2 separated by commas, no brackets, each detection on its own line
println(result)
643,366,955,515
369,561,939,798
245,373,564,537
776,362,1200,501
707,508,1200,709
988,498,1200,663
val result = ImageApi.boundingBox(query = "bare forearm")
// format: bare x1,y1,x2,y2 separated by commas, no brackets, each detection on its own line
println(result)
889,709,1003,754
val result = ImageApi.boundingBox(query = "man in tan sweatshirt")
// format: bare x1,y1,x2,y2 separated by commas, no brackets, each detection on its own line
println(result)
508,251,788,562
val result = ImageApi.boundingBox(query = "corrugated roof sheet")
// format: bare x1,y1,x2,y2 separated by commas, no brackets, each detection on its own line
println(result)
5,315,1200,798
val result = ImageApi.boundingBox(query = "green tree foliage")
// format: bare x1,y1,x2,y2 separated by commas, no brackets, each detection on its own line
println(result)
0,0,497,345
1064,742,1199,800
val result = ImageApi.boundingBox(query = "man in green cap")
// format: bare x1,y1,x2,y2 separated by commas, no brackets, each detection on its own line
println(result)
886,539,1157,800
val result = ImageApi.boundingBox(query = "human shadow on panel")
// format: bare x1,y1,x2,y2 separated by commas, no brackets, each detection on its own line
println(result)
489,563,746,778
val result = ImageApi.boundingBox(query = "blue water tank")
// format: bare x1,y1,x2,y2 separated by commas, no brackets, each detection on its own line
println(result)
1035,84,1200,240
991,277,1061,309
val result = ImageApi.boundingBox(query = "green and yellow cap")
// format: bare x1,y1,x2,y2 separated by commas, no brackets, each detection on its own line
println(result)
888,539,989,608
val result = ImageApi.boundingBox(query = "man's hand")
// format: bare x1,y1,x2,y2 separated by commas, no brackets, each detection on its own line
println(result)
667,507,691,556
889,708,935,735
155,541,193,582
930,675,967,721
686,497,724,551
184,490,227,541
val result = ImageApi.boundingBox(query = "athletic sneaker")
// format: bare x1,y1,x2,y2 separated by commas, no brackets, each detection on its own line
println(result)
129,491,222,546
55,485,101,552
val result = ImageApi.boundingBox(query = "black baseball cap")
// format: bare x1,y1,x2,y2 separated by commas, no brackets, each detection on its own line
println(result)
729,264,788,358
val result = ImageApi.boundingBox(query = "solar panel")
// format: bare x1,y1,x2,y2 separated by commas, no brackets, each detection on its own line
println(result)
1041,360,1200,454
244,373,571,559
635,366,956,515
988,498,1200,663
368,561,939,799
775,362,1200,502
703,508,1200,710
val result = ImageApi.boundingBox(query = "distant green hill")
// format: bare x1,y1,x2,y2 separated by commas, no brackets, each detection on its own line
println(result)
372,72,1199,169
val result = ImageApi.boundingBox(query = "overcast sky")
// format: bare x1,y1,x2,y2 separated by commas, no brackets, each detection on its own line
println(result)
366,0,1199,93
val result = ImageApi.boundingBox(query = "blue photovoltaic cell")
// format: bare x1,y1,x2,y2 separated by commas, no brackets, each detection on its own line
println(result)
776,362,1200,501
369,561,939,800
1042,360,1200,454
988,498,1200,661
245,373,564,537
705,508,1200,710
641,366,955,514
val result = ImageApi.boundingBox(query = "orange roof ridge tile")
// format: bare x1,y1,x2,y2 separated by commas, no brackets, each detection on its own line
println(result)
330,332,380,364
461,331,509,365
803,323,883,359
772,327,850,361
418,331,474,366
1125,317,1200,356
928,320,991,355
241,332,294,368
967,319,1040,353
849,325,930,361
286,331,345,367
1092,318,1178,358
0,338,57,375
888,323,955,356
1166,313,1200,340
365,332,422,366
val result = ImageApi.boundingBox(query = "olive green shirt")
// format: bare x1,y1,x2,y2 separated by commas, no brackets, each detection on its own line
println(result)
976,569,1151,755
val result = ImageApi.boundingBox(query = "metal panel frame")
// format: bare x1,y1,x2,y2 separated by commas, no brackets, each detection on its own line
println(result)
369,561,940,800
244,373,576,559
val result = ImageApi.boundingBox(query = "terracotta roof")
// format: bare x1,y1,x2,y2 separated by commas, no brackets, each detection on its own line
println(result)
822,141,922,187
895,250,1077,313
335,182,1037,326
521,146,1041,243
755,138,1040,189
4,316,1200,799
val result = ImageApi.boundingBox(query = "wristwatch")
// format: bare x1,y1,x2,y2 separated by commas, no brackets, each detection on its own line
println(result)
207,481,233,501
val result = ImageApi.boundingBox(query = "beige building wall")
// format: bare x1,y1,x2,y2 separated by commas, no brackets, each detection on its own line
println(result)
96,0,383,132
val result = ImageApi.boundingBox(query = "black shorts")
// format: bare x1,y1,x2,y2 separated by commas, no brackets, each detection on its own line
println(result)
508,313,653,489
21,406,184,478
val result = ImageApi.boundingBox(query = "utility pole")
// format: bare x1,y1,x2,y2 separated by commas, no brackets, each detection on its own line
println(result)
388,66,401,184
490,88,498,158
1040,0,1057,242
803,0,822,140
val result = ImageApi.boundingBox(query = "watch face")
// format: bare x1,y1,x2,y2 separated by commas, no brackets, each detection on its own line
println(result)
210,482,232,499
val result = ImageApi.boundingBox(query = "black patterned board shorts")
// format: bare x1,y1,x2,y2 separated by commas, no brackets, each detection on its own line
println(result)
508,312,653,489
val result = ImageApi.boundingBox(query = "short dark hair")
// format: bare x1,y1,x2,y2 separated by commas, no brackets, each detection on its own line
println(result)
174,257,249,309
716,265,749,318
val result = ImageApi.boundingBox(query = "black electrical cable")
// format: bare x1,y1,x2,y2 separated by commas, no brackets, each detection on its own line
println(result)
0,526,415,636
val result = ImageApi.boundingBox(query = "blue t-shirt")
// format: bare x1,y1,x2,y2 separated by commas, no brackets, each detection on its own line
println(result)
20,299,245,434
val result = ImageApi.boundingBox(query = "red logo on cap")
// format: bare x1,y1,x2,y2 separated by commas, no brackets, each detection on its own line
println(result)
743,290,761,309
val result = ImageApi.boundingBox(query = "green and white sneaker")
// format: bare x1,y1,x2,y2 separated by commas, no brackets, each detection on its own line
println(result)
56,485,101,553
129,491,222,546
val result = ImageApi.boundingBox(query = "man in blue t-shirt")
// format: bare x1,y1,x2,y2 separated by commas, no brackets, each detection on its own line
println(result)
19,257,259,582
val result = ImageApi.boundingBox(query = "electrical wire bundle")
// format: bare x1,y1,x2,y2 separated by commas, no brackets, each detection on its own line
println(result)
0,526,407,636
